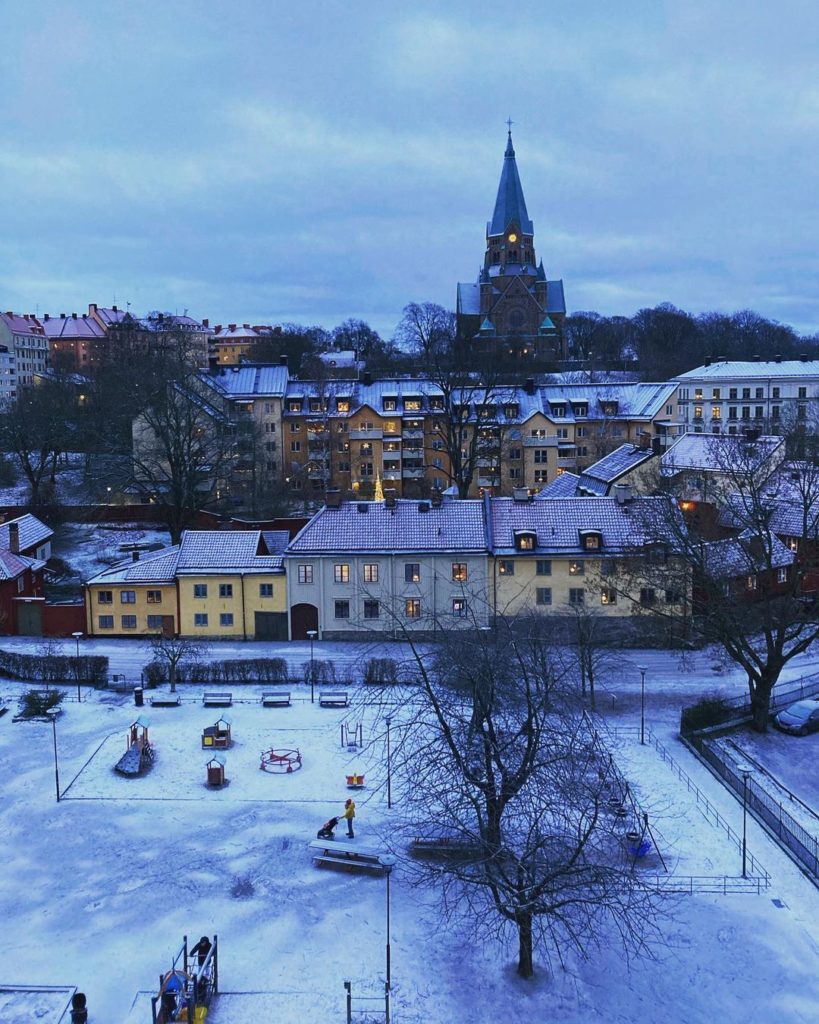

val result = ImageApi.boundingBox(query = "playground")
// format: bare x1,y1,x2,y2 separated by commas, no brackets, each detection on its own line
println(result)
1,675,819,1023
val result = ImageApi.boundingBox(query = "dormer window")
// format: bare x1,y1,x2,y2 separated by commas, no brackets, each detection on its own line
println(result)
287,400,303,413
572,403,588,417
429,397,444,411
404,397,422,411
579,530,602,551
383,398,397,412
337,399,350,413
504,404,519,418
601,401,618,416
551,404,566,417
514,530,537,551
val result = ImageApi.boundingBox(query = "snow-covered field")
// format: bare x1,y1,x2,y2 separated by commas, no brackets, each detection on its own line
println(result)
2,662,819,1024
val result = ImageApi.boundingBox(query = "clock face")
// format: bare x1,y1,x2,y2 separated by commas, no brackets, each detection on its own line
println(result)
508,233,518,243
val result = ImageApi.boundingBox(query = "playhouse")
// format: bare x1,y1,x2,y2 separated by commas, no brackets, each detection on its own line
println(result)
201,715,232,749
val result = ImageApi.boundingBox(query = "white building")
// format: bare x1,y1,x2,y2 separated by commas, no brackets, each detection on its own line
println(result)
0,312,47,388
674,358,819,433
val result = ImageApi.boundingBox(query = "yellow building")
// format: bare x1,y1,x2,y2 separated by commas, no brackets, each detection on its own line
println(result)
84,531,287,639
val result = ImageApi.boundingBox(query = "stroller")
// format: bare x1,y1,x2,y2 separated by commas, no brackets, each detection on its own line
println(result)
317,816,339,840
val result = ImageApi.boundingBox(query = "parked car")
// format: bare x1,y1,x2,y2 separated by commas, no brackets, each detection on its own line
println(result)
774,698,819,736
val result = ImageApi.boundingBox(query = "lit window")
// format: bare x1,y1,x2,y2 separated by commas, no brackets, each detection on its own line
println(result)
498,560,515,576
601,588,617,606
452,598,468,616
568,561,585,576
746,576,758,591
405,599,421,618
334,564,350,584
404,563,421,583
777,567,788,583
451,563,468,582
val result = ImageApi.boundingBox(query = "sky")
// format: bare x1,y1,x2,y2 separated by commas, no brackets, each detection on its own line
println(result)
2,1,819,339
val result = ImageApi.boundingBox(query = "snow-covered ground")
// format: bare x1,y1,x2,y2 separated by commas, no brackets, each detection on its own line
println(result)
2,654,819,1024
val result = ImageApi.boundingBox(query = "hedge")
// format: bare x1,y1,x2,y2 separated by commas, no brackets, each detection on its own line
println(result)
0,649,108,686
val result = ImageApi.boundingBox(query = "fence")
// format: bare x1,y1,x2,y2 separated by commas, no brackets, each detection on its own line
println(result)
680,669,819,734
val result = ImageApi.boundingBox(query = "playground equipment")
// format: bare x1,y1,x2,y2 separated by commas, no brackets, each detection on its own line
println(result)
341,721,363,750
260,748,302,773
150,934,218,1024
346,773,365,789
202,715,232,749
114,716,153,776
205,754,226,787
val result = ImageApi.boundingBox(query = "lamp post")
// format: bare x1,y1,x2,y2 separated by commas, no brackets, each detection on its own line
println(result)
47,707,60,803
638,665,647,745
737,763,753,877
306,630,317,704
71,631,83,702
385,715,393,809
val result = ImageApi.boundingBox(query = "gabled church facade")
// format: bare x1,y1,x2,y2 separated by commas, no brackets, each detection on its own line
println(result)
456,131,567,361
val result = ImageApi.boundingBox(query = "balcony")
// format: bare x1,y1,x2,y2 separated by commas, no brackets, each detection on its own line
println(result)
403,465,424,478
523,436,559,448
557,457,577,469
402,427,424,439
383,469,401,481
350,428,383,440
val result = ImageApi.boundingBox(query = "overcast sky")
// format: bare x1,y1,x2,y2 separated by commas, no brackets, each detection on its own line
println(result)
2,1,818,338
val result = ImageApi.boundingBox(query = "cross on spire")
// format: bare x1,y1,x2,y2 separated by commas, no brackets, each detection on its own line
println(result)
506,117,514,134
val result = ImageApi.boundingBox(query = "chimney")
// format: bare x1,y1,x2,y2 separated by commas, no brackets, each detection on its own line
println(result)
704,357,711,367
774,353,782,363
89,303,98,314
72,313,77,319
752,354,761,361
243,324,250,329
384,488,397,509
512,486,530,503
357,502,370,514
5,311,12,317
8,522,19,554
132,550,140,562
430,489,443,508
614,483,632,505
201,318,209,328
801,352,809,362
361,371,372,386
43,314,49,321
60,313,66,319
524,377,536,395
638,431,651,450
418,501,431,513
325,489,342,508
112,305,118,312
279,355,288,366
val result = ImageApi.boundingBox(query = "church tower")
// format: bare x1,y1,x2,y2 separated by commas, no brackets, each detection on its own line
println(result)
456,129,566,361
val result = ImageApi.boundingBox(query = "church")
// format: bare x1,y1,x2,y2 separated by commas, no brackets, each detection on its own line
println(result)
456,130,567,361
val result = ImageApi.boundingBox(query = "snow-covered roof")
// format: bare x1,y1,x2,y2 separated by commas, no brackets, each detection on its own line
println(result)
0,549,40,580
199,365,290,399
701,533,795,579
42,314,106,339
0,312,44,336
661,433,784,475
0,513,53,552
457,282,481,316
287,500,487,554
582,443,656,485
676,360,819,381
537,473,581,498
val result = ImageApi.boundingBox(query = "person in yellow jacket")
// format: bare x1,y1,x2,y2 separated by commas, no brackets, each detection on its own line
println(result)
342,798,355,838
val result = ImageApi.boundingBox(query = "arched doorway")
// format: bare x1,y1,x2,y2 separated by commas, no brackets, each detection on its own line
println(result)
290,603,319,640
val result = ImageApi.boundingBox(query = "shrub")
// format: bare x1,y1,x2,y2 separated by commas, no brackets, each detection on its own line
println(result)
363,657,399,686
18,687,64,718
680,693,735,735
0,649,107,686
302,659,335,685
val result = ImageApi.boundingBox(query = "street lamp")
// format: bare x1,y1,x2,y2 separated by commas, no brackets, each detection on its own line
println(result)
385,715,393,809
46,707,60,803
306,630,317,704
71,632,83,702
638,665,647,745
737,762,754,877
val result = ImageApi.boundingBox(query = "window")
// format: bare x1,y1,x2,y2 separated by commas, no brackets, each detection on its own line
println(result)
98,591,113,604
746,575,758,591
533,449,548,463
259,583,273,597
777,567,788,583
536,560,552,576
772,405,780,420
452,563,468,582
383,399,397,412
334,600,350,619
581,533,601,551
534,469,547,483
219,583,233,598
16,577,24,594
712,388,721,400
515,531,536,550
194,584,208,598
360,462,374,477
498,560,515,576
742,388,750,399
742,406,750,419
364,600,380,619
712,406,721,420
405,563,421,583
147,615,163,629
334,564,350,584
290,441,301,453
363,563,379,583
405,598,421,618
639,588,656,605
121,590,136,604
452,598,468,616
754,406,764,419
98,615,114,629
772,387,780,399
728,407,738,420
509,447,522,460
786,536,799,552
798,405,807,420
298,564,313,584
601,588,617,606
568,560,585,575
729,388,738,400
359,442,373,456
289,422,301,433
693,406,703,420
569,588,585,605
265,441,277,452
536,587,552,606
194,613,209,627
220,613,234,627
147,590,162,604
121,615,137,629
798,386,808,399
556,428,569,439
753,387,763,399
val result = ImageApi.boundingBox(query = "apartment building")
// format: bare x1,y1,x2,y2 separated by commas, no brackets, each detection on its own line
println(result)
674,359,819,433
0,312,47,387
42,312,107,371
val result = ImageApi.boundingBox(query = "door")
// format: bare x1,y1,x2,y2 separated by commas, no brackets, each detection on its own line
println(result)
290,603,318,641
16,602,43,636
254,611,288,641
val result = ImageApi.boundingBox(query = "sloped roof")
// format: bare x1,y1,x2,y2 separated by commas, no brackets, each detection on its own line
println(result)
287,500,487,554
701,533,795,578
85,548,182,585
0,514,53,551
0,550,39,580
489,132,533,235
200,364,290,399
537,473,582,498
661,433,783,475
457,282,481,316
545,280,566,315
583,443,655,485
718,492,819,539
0,312,43,336
261,530,291,554
42,315,106,339
676,360,819,380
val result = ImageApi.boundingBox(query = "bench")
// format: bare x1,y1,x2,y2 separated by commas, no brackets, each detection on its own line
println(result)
150,694,181,707
261,691,291,707
319,690,349,708
203,692,233,708
308,839,395,876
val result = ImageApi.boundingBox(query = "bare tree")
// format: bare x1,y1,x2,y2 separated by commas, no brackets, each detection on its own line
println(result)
388,625,665,978
147,634,210,693
0,381,77,506
394,302,456,364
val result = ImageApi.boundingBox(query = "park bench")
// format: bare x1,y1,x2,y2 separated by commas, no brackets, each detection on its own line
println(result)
319,690,348,708
309,839,395,876
149,693,181,707
203,692,233,708
261,691,291,707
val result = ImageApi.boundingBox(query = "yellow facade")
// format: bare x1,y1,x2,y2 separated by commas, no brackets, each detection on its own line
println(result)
85,582,177,635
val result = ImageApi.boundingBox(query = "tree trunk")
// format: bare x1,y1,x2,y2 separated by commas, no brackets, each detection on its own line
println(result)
169,662,177,693
750,673,775,732
516,911,534,978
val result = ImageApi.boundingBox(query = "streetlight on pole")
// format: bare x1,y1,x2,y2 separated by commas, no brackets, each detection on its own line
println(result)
71,632,83,702
638,665,647,745
737,763,753,877
306,630,317,704
385,715,393,809
46,707,60,803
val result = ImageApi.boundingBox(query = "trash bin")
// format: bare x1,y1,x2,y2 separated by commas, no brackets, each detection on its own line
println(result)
134,687,144,707
70,992,88,1024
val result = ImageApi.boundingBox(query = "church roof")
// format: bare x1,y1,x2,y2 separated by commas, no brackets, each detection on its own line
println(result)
545,280,566,314
457,282,481,316
488,132,534,236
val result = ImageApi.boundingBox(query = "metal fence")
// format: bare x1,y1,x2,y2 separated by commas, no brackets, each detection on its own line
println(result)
681,669,819,734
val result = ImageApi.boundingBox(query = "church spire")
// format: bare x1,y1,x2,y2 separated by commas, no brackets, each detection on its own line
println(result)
488,128,533,236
